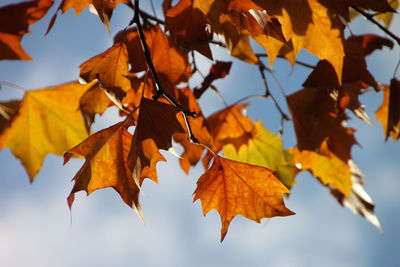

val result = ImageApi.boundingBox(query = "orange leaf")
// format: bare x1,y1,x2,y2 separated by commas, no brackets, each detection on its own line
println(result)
165,0,213,59
64,120,143,219
0,0,53,60
376,79,400,140
80,42,131,102
194,155,294,241
129,98,186,185
193,61,232,98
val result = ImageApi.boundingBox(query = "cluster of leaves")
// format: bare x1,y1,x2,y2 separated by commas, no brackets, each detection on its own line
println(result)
1,0,399,241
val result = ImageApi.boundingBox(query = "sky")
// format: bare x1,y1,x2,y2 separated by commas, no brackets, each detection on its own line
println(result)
0,1,399,267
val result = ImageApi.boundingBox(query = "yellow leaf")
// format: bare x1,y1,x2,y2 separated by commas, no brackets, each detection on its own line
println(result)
0,81,93,181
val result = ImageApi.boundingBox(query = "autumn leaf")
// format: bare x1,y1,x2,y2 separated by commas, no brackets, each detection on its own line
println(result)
80,42,131,104
0,0,53,60
254,0,345,80
287,87,357,163
194,155,294,241
376,79,400,140
165,0,213,59
223,121,296,189
292,142,352,196
0,81,93,181
47,0,130,33
64,120,143,218
129,97,186,186
193,60,232,99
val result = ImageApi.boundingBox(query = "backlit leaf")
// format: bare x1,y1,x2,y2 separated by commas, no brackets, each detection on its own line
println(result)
194,155,294,241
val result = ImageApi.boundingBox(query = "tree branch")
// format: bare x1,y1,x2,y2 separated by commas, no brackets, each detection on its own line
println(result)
255,53,315,69
132,0,198,143
351,5,400,46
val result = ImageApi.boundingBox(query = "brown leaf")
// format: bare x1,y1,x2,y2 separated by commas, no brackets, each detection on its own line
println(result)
194,61,232,98
194,155,294,241
165,0,213,59
64,120,143,219
0,0,53,60
129,98,186,186
376,79,400,140
47,0,129,33
287,87,357,162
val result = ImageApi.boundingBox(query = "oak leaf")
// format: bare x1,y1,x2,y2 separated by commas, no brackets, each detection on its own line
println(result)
64,120,143,218
223,121,295,189
165,0,213,59
0,0,53,60
0,81,92,181
376,79,400,140
194,155,294,241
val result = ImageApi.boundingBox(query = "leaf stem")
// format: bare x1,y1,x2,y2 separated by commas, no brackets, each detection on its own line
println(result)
0,81,26,94
351,5,400,46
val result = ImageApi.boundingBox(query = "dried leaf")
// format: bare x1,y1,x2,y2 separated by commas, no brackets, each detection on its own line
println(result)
194,155,294,241
194,61,232,98
64,120,143,219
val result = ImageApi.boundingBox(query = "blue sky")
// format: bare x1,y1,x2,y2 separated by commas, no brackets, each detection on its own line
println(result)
0,1,399,267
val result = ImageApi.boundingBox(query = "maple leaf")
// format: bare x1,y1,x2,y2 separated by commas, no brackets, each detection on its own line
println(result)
194,155,294,241
376,79,400,140
0,0,53,60
114,25,192,95
165,0,213,59
80,42,131,104
129,98,186,186
64,120,143,218
0,81,92,181
47,0,130,33
287,87,358,163
254,0,345,80
223,121,296,189
193,60,232,99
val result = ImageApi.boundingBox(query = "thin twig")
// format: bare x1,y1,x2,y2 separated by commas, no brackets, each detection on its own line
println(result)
394,55,400,77
139,9,164,25
351,5,400,46
258,65,290,121
0,81,26,93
